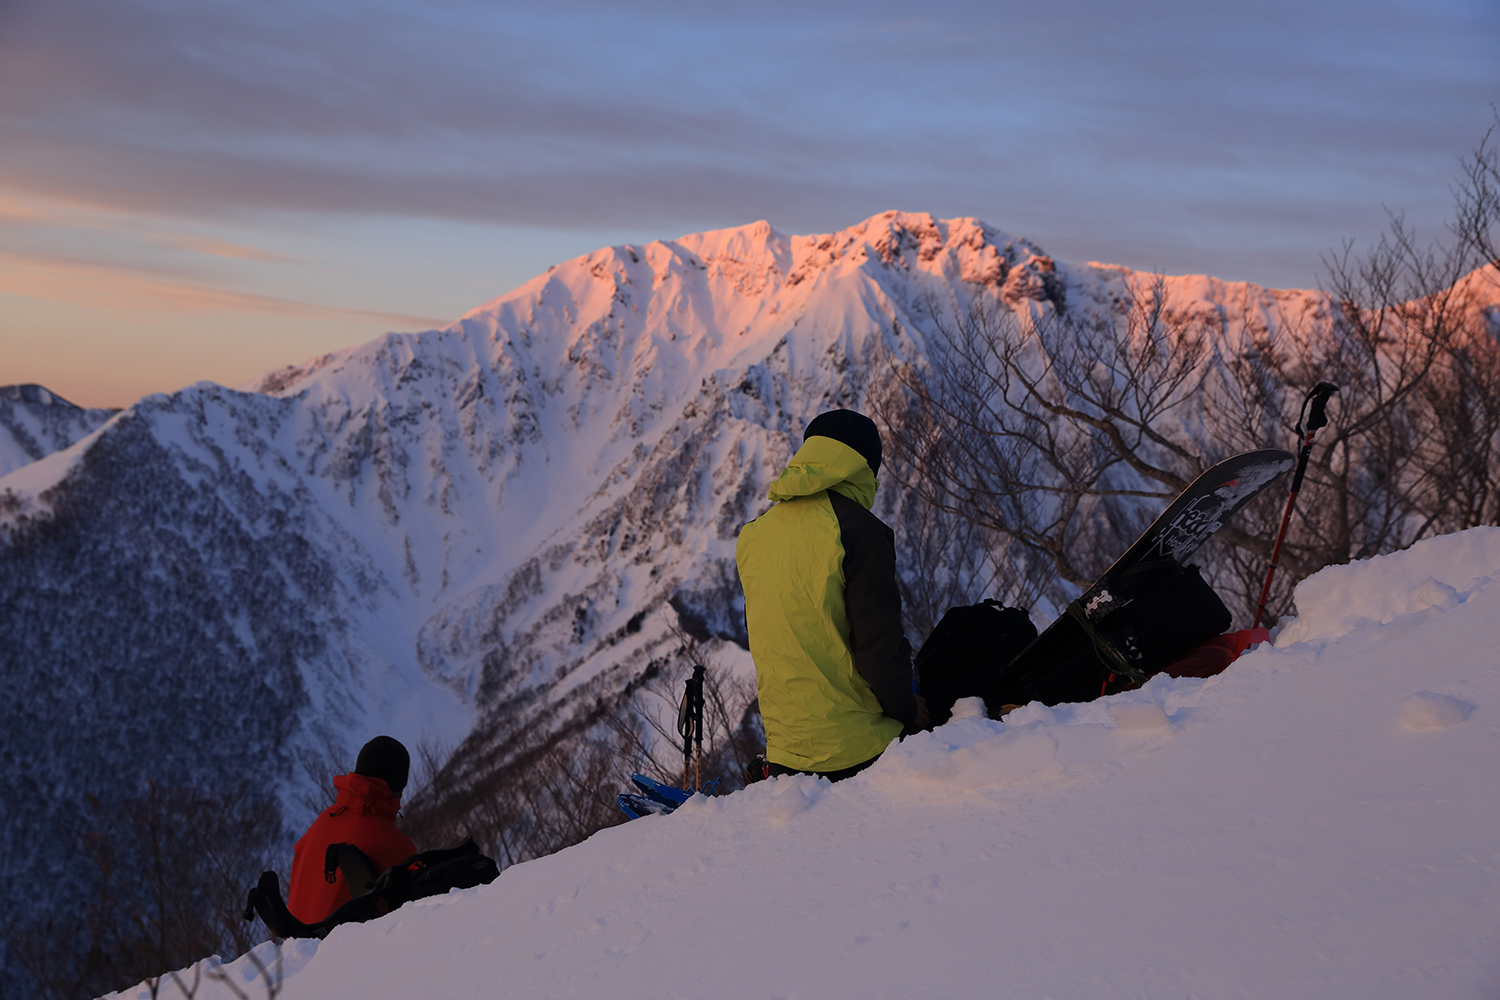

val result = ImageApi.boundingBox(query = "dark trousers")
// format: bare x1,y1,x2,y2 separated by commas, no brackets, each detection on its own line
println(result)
766,753,880,783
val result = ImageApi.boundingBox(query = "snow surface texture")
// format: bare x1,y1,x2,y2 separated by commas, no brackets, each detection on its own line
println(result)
111,528,1500,1000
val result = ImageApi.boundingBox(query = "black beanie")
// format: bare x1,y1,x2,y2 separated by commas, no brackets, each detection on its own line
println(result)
804,409,882,475
355,736,411,796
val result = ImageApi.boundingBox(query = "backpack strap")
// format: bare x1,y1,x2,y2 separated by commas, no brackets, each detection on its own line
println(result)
390,837,480,872
323,842,381,896
1065,597,1140,681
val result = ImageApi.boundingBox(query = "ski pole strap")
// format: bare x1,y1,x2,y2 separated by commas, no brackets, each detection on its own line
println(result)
677,684,691,742
677,665,705,743
1289,433,1316,494
679,665,705,789
1289,383,1338,496
692,664,705,750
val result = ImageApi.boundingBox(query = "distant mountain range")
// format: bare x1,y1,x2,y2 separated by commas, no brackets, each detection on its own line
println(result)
0,212,1441,966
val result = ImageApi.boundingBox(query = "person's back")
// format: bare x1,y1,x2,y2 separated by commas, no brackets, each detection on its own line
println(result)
287,736,417,924
736,411,923,777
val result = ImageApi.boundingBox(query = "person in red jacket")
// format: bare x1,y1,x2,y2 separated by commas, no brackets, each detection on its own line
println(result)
287,736,418,924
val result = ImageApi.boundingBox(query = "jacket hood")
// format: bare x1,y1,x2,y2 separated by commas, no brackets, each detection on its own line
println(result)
332,772,401,819
767,436,878,510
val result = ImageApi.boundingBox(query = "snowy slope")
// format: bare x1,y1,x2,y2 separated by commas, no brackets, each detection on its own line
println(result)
0,383,117,477
114,527,1500,1000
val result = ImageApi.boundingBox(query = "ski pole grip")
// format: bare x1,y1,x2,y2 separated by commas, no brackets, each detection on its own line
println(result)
1303,382,1339,434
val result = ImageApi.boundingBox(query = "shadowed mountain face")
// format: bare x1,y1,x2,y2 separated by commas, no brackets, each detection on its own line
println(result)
3,212,1420,987
0,383,118,477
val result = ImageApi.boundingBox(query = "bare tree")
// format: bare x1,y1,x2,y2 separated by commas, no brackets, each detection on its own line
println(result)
600,628,763,793
401,628,761,867
874,278,1218,594
293,731,352,818
885,486,1052,642
398,697,631,868
10,783,286,1000
1453,116,1500,274
1414,315,1500,532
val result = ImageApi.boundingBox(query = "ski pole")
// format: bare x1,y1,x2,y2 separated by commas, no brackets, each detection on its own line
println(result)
678,676,691,790
1253,381,1340,629
691,664,705,791
677,664,706,791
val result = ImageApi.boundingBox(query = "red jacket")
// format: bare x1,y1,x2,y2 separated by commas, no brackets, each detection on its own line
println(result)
288,773,417,924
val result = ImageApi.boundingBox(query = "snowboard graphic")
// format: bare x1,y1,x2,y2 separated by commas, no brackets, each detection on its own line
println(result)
992,448,1294,709
1072,448,1295,625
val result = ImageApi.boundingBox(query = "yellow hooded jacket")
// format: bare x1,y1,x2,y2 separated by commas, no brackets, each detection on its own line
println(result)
735,436,917,772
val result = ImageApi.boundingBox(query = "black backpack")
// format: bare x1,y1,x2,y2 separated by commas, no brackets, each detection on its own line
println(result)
916,600,1038,726
244,837,500,939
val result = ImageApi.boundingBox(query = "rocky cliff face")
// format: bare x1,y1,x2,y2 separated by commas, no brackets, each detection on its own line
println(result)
2,212,1343,955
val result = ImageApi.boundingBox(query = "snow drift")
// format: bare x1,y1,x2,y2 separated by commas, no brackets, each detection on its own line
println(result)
111,527,1500,1000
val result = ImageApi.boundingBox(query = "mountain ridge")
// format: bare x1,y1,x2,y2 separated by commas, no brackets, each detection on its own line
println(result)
0,382,119,479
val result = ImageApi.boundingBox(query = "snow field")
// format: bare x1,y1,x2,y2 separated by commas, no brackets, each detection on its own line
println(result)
108,531,1500,1000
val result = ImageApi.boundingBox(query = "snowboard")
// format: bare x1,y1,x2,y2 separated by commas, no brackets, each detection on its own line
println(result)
988,448,1294,712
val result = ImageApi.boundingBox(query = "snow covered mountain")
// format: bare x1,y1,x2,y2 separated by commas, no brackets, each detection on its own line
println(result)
108,527,1500,1000
0,212,1475,981
0,383,117,477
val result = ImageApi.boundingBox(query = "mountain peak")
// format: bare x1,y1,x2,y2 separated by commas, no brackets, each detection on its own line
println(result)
0,384,118,479
1,383,81,409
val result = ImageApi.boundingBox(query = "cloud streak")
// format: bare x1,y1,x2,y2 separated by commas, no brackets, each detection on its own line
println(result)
157,234,291,262
0,248,444,328
0,0,1496,289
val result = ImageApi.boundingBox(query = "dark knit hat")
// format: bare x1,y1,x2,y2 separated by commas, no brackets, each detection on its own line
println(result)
355,736,411,796
804,409,882,475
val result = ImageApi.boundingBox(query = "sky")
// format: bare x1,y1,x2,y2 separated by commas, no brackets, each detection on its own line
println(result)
1,0,1497,408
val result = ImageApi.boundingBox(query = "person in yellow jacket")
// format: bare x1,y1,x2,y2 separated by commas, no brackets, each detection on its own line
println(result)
736,410,928,780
